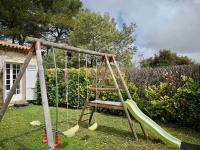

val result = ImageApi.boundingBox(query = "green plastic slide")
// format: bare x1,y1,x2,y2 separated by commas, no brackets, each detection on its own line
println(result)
124,99,181,149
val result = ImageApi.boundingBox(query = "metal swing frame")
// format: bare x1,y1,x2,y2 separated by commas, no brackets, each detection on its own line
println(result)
0,37,147,150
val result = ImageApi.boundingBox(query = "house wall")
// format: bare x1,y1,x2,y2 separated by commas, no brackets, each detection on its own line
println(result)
0,50,37,105
0,50,4,106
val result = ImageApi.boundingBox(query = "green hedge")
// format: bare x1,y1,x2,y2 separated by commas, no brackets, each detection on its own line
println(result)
35,68,138,109
36,68,91,108
173,76,200,129
137,75,200,130
35,68,200,130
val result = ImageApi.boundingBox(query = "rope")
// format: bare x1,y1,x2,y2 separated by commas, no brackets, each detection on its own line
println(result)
85,54,90,127
94,56,98,122
52,47,59,131
85,54,88,98
64,51,69,129
95,56,98,100
77,53,80,124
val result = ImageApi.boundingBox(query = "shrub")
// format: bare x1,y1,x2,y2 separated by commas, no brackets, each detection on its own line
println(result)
138,82,173,122
137,75,200,129
124,65,200,98
35,68,139,116
35,67,200,130
36,68,90,108
173,75,200,129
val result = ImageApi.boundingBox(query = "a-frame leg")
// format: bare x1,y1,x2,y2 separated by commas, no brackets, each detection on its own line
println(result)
112,56,148,139
78,91,91,123
0,48,34,122
88,106,95,125
78,102,89,123
105,56,138,140
35,41,55,150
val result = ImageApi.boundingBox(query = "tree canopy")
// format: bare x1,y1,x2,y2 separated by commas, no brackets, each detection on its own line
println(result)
140,49,194,68
0,0,82,44
0,1,137,66
68,11,137,66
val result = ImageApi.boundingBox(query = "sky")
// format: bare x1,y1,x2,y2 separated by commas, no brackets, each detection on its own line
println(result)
82,0,200,63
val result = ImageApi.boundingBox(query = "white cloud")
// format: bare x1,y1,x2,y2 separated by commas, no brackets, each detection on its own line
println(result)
82,0,200,62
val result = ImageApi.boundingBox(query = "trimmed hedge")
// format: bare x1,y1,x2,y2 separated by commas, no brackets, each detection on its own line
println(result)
35,68,200,130
173,76,200,129
36,68,91,108
136,75,200,130
35,68,138,109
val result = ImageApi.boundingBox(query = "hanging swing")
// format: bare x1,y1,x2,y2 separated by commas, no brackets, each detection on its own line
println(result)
52,47,61,147
88,122,98,131
88,55,98,131
62,52,98,135
62,52,80,137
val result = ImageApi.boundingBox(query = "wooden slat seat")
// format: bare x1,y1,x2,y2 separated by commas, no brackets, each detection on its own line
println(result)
88,100,123,110
88,87,118,92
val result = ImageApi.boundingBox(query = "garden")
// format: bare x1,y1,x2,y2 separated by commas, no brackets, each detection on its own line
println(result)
35,65,200,131
25,64,199,149
0,104,200,150
0,0,200,149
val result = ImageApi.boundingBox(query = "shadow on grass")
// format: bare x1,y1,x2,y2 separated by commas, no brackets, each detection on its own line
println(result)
59,119,163,145
80,123,163,144
0,127,42,149
59,142,68,149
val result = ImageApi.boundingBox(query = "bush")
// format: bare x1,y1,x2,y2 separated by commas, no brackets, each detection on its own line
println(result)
35,67,200,130
35,68,139,116
137,82,173,122
136,75,200,129
36,68,90,108
173,76,200,129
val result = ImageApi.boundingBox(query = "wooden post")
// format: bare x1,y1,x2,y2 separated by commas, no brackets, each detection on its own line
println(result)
112,56,148,139
105,56,138,140
88,107,95,125
0,49,34,122
35,41,55,150
78,91,91,123
26,37,114,57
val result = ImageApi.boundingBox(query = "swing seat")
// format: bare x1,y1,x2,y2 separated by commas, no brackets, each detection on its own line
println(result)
30,120,41,126
62,124,79,137
88,122,98,131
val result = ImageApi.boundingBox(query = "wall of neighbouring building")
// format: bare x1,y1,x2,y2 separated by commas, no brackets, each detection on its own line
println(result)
0,49,37,105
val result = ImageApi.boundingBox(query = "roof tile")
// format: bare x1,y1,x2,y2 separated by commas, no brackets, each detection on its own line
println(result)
0,40,31,53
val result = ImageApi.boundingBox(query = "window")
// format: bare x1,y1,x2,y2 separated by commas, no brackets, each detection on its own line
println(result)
5,63,21,94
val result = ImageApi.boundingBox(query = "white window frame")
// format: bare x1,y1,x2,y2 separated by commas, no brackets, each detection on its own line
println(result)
4,62,22,102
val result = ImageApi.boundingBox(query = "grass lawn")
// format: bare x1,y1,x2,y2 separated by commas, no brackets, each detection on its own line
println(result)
0,104,200,150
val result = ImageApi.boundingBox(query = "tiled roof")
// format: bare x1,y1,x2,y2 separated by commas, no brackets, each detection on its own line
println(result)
0,40,31,53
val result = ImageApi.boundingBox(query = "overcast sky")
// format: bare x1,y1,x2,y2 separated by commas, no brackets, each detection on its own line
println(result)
82,0,200,63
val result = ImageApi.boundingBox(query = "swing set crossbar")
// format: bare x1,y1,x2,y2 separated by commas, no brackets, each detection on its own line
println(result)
26,37,114,57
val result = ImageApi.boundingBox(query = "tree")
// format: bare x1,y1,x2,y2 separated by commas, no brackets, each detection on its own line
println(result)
42,0,82,42
68,11,137,66
0,0,38,44
0,0,82,44
140,49,194,67
112,23,137,65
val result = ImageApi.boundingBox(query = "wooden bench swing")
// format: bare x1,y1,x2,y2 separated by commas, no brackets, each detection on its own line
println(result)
88,87,123,110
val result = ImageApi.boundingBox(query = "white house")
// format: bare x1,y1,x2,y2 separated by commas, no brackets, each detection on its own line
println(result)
0,40,38,106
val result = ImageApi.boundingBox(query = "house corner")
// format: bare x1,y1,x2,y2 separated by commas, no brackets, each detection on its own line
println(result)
0,69,3,107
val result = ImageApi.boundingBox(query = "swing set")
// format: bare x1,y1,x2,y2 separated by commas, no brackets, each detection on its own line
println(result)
0,37,147,150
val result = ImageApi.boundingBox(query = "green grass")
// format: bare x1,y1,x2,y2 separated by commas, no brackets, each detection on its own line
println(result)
0,105,199,150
